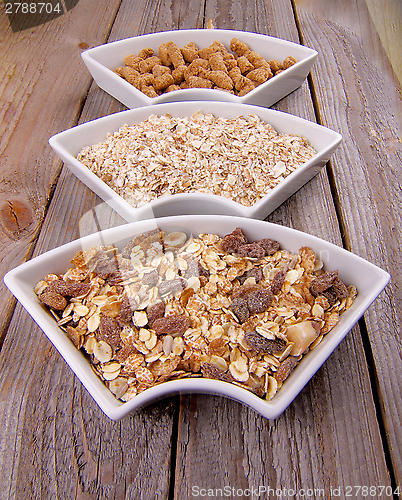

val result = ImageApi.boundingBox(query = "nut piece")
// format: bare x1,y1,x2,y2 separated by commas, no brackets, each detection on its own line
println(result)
286,321,320,356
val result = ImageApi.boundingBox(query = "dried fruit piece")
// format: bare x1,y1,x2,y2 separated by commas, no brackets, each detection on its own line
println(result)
146,301,166,327
243,330,287,354
152,315,191,336
141,270,159,287
309,270,338,296
46,280,71,296
39,290,67,311
66,326,83,349
238,268,262,285
274,356,298,383
257,238,280,256
117,295,134,323
186,260,210,278
201,362,234,383
229,297,250,324
221,227,248,253
238,243,265,259
231,283,261,300
271,269,286,294
247,288,273,314
98,315,122,349
330,277,349,300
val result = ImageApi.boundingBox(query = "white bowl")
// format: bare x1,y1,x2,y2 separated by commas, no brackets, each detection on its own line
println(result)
81,29,318,109
4,215,389,421
49,101,342,222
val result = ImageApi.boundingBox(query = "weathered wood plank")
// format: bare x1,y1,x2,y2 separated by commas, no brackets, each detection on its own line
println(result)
294,0,402,486
0,0,122,342
173,0,392,496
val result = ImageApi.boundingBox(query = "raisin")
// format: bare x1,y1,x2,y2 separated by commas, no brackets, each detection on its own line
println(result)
271,269,286,294
274,356,298,383
229,297,250,323
237,267,264,285
39,290,67,311
158,278,187,296
247,288,273,314
94,257,119,279
221,227,248,253
142,270,159,287
47,279,90,299
331,277,349,299
201,362,234,383
66,325,83,349
238,243,265,259
186,260,209,278
152,314,190,336
146,301,165,327
117,295,134,323
121,239,136,259
68,282,91,298
321,288,338,306
115,344,139,364
309,270,338,296
257,238,280,256
47,280,71,296
243,330,287,354
232,283,260,300
98,315,122,349
106,272,124,285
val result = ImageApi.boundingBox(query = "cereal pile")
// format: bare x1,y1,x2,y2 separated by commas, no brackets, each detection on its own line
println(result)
76,112,317,208
35,227,357,402
115,37,297,97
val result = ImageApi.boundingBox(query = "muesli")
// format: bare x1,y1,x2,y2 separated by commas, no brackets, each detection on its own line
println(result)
35,228,357,402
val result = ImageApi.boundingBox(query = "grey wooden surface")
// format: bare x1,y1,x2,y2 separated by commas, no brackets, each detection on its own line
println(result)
0,0,400,497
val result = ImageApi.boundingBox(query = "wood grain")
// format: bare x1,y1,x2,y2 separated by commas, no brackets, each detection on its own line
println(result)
0,0,123,342
294,1,402,486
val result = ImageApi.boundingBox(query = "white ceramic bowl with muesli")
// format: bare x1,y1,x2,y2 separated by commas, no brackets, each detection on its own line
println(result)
81,29,318,109
4,216,389,421
49,101,342,221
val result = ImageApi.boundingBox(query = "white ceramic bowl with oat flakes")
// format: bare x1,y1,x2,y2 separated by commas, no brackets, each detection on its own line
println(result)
81,29,318,109
49,101,342,222
4,215,389,421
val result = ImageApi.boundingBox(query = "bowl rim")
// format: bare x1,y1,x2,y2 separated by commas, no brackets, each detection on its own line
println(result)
81,28,319,105
4,215,390,420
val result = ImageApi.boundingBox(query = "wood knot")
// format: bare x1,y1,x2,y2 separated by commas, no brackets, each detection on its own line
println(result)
0,198,35,240
79,42,89,49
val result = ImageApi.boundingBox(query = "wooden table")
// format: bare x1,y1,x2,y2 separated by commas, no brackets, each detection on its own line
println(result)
1,0,401,497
